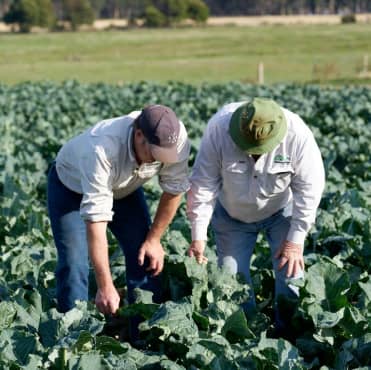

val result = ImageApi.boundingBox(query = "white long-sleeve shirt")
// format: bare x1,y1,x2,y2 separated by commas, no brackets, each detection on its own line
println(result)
56,111,190,222
187,102,325,245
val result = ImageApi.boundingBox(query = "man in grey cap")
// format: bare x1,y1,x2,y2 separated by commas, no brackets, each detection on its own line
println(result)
187,98,325,335
47,104,190,317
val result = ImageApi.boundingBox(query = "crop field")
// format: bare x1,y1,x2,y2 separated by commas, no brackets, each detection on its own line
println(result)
0,81,370,369
0,23,371,85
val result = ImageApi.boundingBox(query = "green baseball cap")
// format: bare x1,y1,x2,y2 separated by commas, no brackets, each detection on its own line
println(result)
229,98,287,155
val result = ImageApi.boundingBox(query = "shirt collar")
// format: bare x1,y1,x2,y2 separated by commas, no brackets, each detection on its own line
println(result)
127,125,137,163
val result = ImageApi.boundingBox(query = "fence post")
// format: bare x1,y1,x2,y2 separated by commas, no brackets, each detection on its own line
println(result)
258,62,264,85
363,55,369,73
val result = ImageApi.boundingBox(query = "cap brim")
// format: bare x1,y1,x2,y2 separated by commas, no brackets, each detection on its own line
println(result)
150,144,179,164
229,106,287,155
229,105,248,150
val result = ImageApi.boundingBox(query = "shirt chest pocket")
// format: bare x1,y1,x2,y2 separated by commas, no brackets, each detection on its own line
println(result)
222,161,249,187
259,164,294,197
224,161,248,174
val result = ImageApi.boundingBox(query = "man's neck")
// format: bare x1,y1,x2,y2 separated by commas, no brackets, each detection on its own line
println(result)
132,130,142,165
251,154,261,162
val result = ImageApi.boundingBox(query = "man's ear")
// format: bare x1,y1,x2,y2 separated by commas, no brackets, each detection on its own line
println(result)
134,128,144,140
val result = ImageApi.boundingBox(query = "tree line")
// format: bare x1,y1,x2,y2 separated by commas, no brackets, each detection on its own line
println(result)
1,0,369,32
1,0,209,32
204,0,371,15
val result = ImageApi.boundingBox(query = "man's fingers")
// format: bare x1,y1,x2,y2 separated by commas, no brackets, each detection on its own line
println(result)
286,258,305,278
274,247,283,259
300,258,305,272
156,260,164,275
108,302,118,315
188,248,194,257
196,254,208,265
276,240,304,277
293,258,305,278
96,302,104,314
97,301,109,315
278,256,288,270
150,258,157,270
147,258,164,276
146,260,156,272
138,248,145,266
294,260,302,277
152,260,162,276
286,258,294,277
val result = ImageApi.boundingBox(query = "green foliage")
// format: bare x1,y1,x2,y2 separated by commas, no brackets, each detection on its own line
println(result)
3,0,55,32
62,0,95,31
3,0,38,32
0,81,370,368
341,13,356,23
35,0,55,28
89,0,105,17
186,0,209,23
143,5,166,27
144,0,209,28
152,0,188,26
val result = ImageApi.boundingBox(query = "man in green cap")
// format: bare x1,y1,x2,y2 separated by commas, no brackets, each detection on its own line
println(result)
187,98,325,335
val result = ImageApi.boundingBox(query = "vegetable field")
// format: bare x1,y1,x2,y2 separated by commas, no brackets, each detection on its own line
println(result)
0,81,370,369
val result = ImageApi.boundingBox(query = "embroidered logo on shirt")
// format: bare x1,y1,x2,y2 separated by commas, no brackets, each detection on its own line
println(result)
274,154,291,163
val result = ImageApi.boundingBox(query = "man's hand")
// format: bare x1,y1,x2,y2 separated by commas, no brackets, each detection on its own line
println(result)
275,240,304,278
86,221,120,315
138,238,165,276
95,284,120,315
188,240,208,264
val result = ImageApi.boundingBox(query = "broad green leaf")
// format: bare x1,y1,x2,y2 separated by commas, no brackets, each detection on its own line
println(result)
186,336,233,368
0,301,16,330
251,333,305,369
359,279,371,304
140,300,199,341
71,331,94,353
221,309,255,343
95,336,129,355
67,352,104,370
339,306,368,338
335,334,371,368
307,304,344,328
0,329,40,366
118,289,159,320
39,303,104,347
306,261,350,308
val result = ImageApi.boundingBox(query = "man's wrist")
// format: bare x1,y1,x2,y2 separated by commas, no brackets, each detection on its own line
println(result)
145,233,162,245
286,228,307,245
191,224,209,241
95,271,114,290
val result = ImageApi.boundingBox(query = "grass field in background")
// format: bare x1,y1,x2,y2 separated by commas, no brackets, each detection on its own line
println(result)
0,23,370,85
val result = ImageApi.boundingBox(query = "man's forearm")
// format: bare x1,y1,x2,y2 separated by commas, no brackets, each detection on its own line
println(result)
86,221,113,289
147,192,182,241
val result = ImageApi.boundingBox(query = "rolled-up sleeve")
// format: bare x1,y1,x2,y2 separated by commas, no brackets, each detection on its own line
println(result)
287,132,325,245
158,139,191,195
79,144,114,222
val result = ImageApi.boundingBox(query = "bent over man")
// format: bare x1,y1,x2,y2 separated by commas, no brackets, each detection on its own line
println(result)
187,98,325,334
47,105,190,317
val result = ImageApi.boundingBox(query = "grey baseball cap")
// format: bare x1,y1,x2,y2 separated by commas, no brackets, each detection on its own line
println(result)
137,104,180,163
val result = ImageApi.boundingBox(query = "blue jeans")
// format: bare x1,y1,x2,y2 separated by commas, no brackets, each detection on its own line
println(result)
47,162,161,313
211,201,302,331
